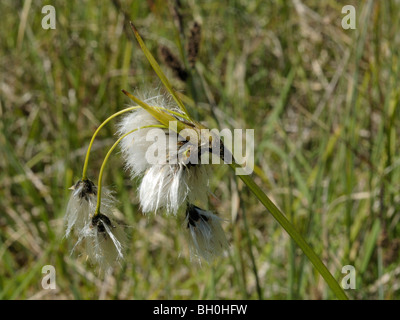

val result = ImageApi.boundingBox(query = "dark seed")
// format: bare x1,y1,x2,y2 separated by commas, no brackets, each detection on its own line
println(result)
186,204,208,228
91,213,113,233
77,179,97,200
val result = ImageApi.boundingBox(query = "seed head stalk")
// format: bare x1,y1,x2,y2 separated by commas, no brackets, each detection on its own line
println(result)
93,124,167,217
81,106,188,181
81,106,140,181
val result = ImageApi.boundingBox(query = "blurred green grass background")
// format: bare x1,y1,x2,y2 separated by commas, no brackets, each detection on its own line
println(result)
1,0,400,299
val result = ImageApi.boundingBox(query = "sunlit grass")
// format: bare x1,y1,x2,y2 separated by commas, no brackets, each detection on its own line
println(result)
0,0,400,299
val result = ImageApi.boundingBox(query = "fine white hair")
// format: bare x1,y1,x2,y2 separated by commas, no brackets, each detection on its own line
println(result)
66,180,127,272
65,180,114,238
118,93,211,215
185,205,229,262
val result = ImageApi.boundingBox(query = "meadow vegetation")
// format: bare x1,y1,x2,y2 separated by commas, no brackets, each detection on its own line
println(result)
0,0,399,299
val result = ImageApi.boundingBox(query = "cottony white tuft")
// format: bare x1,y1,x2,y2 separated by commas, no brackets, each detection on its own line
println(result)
73,207,127,272
118,108,161,177
185,204,229,262
118,94,212,215
66,180,127,271
140,163,209,215
64,179,114,238
118,93,183,178
65,179,97,238
79,212,127,272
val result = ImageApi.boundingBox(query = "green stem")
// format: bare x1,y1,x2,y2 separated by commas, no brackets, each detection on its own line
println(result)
129,22,193,121
229,163,349,300
93,124,167,216
81,106,140,180
81,105,186,181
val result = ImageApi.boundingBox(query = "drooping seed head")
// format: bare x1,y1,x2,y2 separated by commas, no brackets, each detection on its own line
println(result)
185,204,229,262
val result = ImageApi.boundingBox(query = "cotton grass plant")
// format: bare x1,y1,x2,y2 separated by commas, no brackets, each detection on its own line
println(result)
64,22,348,299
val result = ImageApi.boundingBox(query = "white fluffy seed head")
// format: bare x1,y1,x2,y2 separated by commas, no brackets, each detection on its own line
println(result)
184,205,229,262
66,180,126,272
118,93,212,215
82,215,127,273
65,179,97,238
139,164,210,215
118,108,162,178
73,209,128,273
118,92,185,178
64,179,115,238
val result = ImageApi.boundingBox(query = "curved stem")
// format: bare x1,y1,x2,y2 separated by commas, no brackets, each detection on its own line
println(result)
81,106,188,181
81,106,140,180
93,124,167,216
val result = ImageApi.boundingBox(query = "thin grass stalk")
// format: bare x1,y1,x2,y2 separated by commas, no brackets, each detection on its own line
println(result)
230,163,348,300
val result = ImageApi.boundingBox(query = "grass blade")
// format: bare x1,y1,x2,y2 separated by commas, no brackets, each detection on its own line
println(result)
230,163,348,300
129,22,191,119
